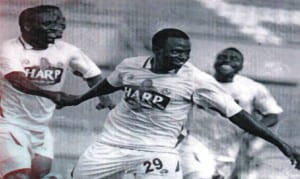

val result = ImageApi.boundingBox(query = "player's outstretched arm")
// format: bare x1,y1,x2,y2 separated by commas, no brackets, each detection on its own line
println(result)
229,110,300,169
5,71,76,106
85,75,115,110
60,78,120,108
81,78,120,101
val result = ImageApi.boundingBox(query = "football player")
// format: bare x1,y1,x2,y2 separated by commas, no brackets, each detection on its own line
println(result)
0,5,112,179
177,47,284,179
214,47,283,178
60,28,300,179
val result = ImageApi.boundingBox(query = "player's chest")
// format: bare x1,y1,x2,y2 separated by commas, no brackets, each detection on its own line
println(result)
121,70,193,104
20,50,69,68
20,50,69,85
222,82,256,106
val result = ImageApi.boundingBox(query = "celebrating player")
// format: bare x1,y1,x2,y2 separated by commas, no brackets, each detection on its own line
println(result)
60,28,300,179
0,5,112,179
214,47,283,178
177,47,284,179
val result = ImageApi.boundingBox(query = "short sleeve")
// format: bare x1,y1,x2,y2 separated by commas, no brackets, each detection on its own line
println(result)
106,60,125,87
69,49,101,79
253,84,283,115
0,42,25,76
192,76,242,118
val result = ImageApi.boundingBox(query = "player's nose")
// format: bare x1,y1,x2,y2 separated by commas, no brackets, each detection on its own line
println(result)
178,52,189,60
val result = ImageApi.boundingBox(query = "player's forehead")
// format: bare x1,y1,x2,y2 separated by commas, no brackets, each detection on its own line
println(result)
35,9,64,23
164,37,191,49
217,49,242,60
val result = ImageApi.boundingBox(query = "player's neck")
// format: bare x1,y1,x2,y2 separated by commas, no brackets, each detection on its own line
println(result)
214,73,234,83
149,57,172,74
21,34,49,50
149,57,181,74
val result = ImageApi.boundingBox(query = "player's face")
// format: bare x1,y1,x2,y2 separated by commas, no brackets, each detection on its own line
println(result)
214,49,243,78
52,9,66,39
157,37,191,72
27,10,66,48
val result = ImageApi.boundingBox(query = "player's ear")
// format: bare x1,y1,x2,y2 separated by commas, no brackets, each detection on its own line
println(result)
23,22,32,32
152,45,163,55
152,45,159,52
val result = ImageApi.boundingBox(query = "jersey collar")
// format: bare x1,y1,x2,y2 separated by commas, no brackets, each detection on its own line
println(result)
18,37,34,50
143,56,181,74
143,56,153,69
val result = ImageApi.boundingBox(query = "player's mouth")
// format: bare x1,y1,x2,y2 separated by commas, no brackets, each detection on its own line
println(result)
46,33,56,43
55,32,63,39
218,64,234,74
172,59,187,67
47,37,55,42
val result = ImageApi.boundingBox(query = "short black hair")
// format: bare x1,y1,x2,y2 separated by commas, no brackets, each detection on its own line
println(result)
218,47,244,62
152,28,189,50
19,5,61,32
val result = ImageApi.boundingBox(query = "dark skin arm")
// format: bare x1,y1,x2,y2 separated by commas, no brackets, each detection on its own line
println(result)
228,113,279,178
229,110,299,167
85,75,115,110
80,79,120,101
59,78,120,107
5,72,74,105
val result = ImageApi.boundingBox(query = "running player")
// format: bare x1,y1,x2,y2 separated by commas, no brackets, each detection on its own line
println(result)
60,28,300,179
214,47,283,179
0,5,112,179
178,47,284,179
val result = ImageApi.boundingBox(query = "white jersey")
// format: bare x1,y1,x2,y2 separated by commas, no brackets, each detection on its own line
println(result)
200,74,283,143
0,37,101,131
189,74,283,161
99,56,242,152
221,75,282,115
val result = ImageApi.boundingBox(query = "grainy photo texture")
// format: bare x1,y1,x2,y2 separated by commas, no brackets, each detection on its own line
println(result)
0,1,300,179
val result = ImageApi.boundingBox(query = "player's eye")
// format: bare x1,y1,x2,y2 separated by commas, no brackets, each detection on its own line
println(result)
170,50,179,54
217,55,227,61
230,57,238,61
56,23,66,30
42,21,52,26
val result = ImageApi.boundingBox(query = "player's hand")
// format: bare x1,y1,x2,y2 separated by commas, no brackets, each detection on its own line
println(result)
57,96,82,109
290,148,300,170
212,173,225,179
96,99,115,110
96,96,115,110
50,92,81,109
280,143,300,170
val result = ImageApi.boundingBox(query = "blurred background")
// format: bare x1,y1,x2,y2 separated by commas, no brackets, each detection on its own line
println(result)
0,0,300,178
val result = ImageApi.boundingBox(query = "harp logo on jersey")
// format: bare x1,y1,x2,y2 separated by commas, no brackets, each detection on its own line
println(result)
124,79,170,110
24,57,63,85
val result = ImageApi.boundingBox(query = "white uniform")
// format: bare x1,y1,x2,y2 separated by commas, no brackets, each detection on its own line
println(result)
221,75,282,116
179,75,283,178
0,37,101,176
177,134,217,178
220,75,283,179
73,56,242,179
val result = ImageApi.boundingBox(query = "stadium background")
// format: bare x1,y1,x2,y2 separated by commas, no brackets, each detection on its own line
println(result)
0,0,300,178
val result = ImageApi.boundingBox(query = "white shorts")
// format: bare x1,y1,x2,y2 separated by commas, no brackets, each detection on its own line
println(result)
177,135,217,178
73,142,182,179
0,123,53,177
